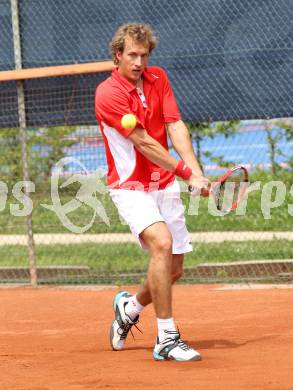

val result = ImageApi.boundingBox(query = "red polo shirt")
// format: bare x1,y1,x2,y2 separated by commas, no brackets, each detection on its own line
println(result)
95,66,181,191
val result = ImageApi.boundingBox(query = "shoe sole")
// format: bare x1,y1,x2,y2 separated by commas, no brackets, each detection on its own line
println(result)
109,320,118,351
153,351,202,362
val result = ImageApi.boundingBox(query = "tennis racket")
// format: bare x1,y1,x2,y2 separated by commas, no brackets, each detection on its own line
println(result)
189,165,249,213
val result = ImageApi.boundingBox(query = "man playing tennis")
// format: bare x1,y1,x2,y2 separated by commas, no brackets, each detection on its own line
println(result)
95,23,210,361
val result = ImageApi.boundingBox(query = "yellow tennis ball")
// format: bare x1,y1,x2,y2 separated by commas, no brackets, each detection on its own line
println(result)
121,114,137,129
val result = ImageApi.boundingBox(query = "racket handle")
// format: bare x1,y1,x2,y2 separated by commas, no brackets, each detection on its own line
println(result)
188,184,211,196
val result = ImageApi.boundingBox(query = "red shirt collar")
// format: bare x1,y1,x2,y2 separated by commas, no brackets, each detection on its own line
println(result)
112,67,158,92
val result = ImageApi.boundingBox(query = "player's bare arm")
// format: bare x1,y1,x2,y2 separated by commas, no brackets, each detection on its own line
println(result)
128,127,179,171
167,120,210,195
128,126,209,196
167,120,202,175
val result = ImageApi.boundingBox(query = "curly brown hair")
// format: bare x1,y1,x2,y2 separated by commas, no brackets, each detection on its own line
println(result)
110,23,158,65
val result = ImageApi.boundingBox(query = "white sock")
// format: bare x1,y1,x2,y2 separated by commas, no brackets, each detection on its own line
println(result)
125,294,144,321
157,317,177,343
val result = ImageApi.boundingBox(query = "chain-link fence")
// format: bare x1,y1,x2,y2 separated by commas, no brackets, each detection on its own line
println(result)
0,0,293,284
1,118,293,285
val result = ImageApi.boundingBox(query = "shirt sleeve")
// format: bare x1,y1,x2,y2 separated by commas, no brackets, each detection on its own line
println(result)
160,68,182,123
95,86,142,138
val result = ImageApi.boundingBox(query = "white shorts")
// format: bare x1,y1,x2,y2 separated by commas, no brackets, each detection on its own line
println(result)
109,180,192,254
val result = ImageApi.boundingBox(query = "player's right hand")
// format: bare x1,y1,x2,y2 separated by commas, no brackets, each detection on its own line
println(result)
188,174,211,197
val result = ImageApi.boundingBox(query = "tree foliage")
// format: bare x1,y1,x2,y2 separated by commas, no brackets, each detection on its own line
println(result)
186,120,240,172
0,126,76,189
264,119,293,176
0,128,22,188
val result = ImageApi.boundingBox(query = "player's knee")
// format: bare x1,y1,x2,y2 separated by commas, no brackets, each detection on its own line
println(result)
152,236,173,255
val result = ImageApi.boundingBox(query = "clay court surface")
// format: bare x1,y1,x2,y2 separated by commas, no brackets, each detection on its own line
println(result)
1,284,293,390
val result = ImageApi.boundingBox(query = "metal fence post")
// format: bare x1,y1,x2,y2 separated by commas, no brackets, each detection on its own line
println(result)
10,0,37,286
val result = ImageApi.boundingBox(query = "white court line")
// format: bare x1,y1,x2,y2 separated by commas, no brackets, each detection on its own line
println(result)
213,284,293,291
